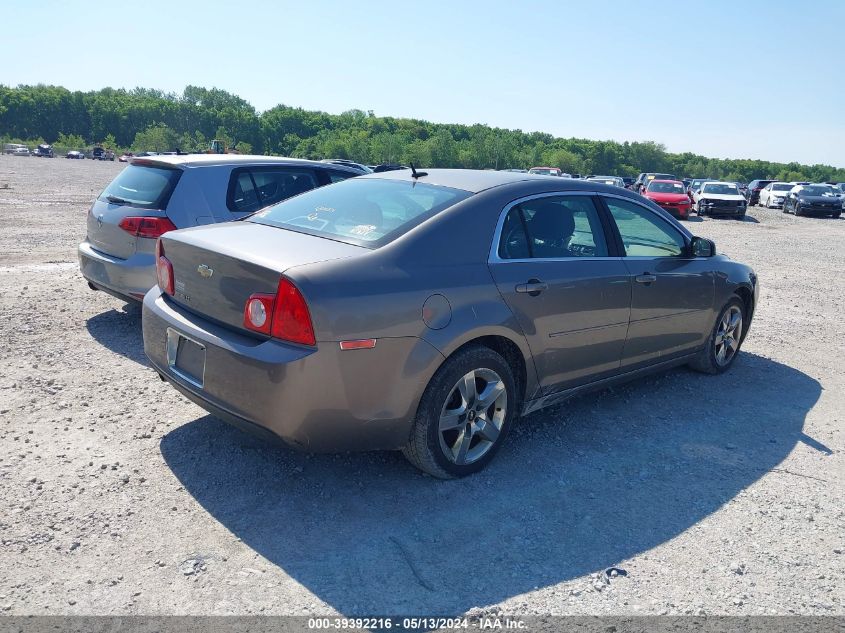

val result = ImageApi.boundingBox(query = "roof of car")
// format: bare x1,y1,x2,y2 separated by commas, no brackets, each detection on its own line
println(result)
358,168,641,194
649,179,683,184
129,153,359,171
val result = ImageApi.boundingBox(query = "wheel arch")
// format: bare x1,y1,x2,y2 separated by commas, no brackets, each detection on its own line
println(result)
733,284,754,341
435,332,535,412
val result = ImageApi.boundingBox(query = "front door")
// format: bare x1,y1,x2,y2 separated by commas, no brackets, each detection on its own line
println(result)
488,194,631,394
600,196,715,368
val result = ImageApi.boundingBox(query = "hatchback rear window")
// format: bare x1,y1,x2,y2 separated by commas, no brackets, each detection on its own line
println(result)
98,164,181,210
248,178,472,247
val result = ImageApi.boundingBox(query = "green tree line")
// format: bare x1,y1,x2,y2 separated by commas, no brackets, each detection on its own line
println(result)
2,84,843,182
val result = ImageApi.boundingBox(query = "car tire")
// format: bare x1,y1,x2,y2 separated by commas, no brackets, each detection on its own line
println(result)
832,212,841,219
697,201,705,216
689,297,746,375
402,345,517,478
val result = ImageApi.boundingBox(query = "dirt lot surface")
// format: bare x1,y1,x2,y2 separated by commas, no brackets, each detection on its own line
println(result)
0,156,842,617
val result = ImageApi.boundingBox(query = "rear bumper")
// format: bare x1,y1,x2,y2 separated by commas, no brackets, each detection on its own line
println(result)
142,289,445,452
78,240,155,302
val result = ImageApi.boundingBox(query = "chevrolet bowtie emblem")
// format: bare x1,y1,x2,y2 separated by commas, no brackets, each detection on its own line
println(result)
197,264,214,278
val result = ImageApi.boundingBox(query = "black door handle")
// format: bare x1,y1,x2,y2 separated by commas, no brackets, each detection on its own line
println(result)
635,273,657,284
515,279,548,296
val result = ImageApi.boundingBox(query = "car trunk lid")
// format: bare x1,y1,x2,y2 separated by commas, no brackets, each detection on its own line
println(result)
160,222,365,333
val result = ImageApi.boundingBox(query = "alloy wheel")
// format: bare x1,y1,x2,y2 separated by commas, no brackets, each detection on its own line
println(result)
714,306,743,367
438,368,507,465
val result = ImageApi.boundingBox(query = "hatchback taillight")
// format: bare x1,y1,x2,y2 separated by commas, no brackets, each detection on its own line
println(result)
155,239,174,296
119,216,177,239
242,278,315,345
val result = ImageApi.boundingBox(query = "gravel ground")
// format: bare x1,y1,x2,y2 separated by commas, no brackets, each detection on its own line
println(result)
0,156,842,617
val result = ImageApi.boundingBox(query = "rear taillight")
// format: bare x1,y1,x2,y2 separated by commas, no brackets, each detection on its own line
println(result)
155,239,174,296
119,216,177,239
242,278,315,345
243,294,275,335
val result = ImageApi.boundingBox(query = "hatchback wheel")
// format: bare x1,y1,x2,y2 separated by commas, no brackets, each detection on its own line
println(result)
403,346,516,478
690,297,745,374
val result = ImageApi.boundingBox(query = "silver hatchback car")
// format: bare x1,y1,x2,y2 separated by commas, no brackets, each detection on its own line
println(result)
78,155,360,301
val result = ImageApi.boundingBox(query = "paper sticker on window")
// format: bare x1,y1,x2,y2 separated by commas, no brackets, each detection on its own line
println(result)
349,224,376,236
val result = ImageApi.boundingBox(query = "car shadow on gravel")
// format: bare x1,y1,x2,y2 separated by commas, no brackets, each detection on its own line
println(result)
160,352,820,616
85,303,147,365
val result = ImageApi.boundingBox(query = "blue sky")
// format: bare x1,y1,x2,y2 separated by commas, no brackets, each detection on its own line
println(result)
3,0,843,166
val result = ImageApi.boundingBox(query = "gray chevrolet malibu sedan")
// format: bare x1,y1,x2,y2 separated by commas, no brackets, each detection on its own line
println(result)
79,155,360,301
143,169,759,477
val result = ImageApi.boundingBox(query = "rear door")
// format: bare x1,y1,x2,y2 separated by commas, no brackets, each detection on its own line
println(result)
488,193,631,394
600,196,714,368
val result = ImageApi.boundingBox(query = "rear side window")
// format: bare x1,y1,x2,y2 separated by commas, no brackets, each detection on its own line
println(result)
327,170,355,183
498,196,608,259
248,178,471,247
227,168,319,213
98,165,181,210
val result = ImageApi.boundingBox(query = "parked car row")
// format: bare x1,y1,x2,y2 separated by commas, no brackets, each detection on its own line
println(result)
77,157,759,477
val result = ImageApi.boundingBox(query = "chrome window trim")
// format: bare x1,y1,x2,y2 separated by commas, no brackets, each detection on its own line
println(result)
488,190,615,264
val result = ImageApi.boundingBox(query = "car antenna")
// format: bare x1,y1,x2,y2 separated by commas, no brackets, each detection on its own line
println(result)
410,163,428,179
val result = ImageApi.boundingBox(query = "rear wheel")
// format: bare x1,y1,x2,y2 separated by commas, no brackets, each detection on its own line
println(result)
402,346,517,478
690,297,745,375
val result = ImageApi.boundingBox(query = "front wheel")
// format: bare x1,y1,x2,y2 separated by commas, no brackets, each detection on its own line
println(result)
402,345,517,478
689,297,746,375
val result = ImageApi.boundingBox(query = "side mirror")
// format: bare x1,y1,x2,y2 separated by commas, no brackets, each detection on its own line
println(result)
691,236,715,257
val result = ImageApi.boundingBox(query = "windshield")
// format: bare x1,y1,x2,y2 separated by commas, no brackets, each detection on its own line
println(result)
702,183,739,195
800,186,835,197
248,178,472,248
529,168,558,176
772,183,792,192
98,164,182,209
647,181,686,194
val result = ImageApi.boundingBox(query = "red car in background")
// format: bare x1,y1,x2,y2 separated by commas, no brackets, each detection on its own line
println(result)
643,179,693,220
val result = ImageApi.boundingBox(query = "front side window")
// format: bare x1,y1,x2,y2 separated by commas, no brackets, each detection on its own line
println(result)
604,198,686,257
498,196,608,260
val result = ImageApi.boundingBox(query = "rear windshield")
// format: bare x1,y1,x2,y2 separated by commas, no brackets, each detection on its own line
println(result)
648,181,686,193
702,183,739,195
248,178,472,248
98,164,182,210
